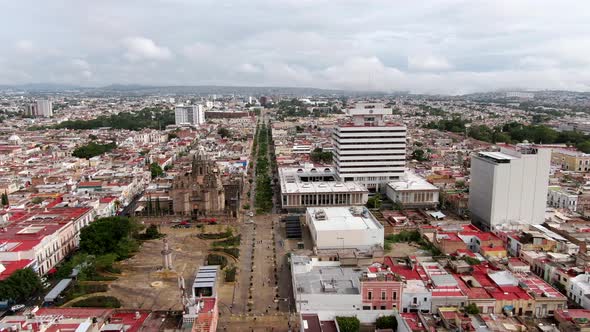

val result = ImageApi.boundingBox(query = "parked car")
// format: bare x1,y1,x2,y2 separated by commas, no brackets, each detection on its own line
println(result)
10,304,25,312
248,211,254,217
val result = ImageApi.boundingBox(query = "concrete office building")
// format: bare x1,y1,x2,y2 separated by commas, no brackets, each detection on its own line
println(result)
469,145,551,230
332,103,406,193
279,165,368,211
175,104,205,126
305,207,384,251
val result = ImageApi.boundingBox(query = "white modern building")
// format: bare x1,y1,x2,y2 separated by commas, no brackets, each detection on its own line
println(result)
175,104,205,126
279,166,368,211
469,145,551,230
305,206,384,251
547,186,578,212
27,100,53,117
37,100,53,117
385,171,439,208
332,103,406,193
568,273,590,309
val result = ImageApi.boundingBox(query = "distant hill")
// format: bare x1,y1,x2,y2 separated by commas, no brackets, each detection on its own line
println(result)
0,83,394,97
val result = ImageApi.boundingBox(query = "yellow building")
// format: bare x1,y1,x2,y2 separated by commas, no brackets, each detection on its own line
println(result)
480,246,507,258
552,149,590,172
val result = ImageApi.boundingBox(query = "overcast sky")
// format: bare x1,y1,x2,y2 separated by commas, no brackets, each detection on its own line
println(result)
1,0,590,94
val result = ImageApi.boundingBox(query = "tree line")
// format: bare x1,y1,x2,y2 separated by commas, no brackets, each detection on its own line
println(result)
72,141,117,159
54,107,174,131
254,124,274,212
426,118,590,153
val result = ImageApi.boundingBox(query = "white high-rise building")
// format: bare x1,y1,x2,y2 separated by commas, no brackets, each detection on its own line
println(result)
332,103,406,193
175,104,205,126
469,145,551,230
29,100,53,117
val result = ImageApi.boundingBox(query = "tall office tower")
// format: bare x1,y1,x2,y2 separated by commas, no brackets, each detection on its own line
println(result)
332,103,407,193
469,145,551,230
175,104,205,126
31,100,52,117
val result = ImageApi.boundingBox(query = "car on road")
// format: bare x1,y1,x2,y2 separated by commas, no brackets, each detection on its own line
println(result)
172,221,192,229
10,304,25,312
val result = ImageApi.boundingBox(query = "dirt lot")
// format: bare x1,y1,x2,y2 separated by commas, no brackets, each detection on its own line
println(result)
384,241,432,257
105,225,215,310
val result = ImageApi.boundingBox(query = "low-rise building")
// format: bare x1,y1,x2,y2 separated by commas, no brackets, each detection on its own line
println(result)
568,273,590,309
0,207,94,275
385,171,439,209
305,207,384,251
279,166,368,211
291,255,401,323
548,186,579,212
552,149,590,172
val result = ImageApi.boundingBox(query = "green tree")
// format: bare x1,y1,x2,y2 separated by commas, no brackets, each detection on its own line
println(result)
79,217,141,259
577,141,590,154
411,149,427,161
366,194,382,209
376,315,398,330
167,133,178,141
144,224,161,239
1,191,8,206
155,197,161,215
31,197,44,204
336,316,360,332
72,142,117,159
55,107,175,131
94,254,118,272
310,147,333,164
217,127,232,138
0,268,42,302
150,162,163,179
463,257,481,266
464,303,480,314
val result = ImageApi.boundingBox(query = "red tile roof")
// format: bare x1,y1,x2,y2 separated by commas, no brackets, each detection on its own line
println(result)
383,257,421,280
0,259,34,280
108,310,151,332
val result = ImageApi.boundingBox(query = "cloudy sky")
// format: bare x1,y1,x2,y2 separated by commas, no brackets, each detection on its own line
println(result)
1,0,590,94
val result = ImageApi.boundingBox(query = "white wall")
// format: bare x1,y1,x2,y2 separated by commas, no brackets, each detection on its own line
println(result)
401,288,431,313
469,148,550,229
312,228,384,250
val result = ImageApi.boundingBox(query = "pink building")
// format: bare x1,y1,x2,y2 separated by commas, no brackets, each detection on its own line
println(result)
360,274,403,310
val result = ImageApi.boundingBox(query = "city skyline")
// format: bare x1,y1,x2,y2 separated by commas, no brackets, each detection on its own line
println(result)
1,1,590,94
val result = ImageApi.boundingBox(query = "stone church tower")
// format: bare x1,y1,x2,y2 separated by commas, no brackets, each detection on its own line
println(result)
171,153,226,216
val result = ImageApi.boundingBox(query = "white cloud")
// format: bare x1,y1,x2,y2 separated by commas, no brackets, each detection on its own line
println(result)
408,55,452,71
71,59,90,69
122,37,172,61
15,40,34,53
518,56,558,69
237,63,260,74
0,1,590,93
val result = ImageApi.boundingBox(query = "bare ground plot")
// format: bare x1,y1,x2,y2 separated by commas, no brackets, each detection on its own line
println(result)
384,242,431,257
105,226,210,310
